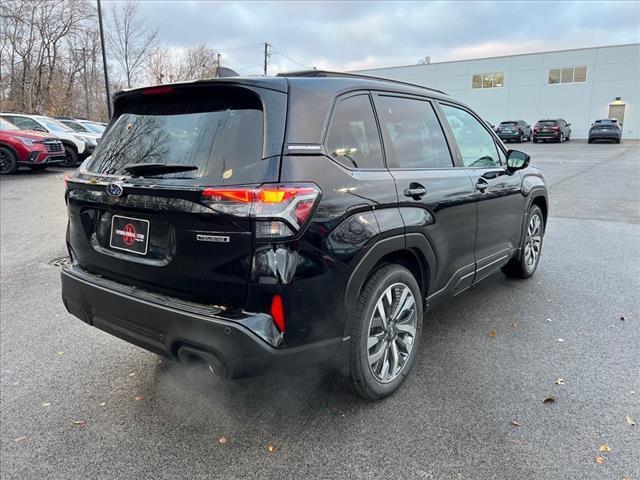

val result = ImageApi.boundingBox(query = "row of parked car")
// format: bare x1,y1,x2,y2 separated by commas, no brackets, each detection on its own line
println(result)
493,118,623,144
0,113,106,174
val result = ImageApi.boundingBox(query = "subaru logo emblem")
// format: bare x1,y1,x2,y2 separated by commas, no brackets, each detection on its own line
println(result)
106,183,123,197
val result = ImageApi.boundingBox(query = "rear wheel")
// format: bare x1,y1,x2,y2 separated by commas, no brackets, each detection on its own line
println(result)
0,146,18,175
518,133,523,143
62,145,79,167
502,205,544,279
347,264,423,400
588,138,593,144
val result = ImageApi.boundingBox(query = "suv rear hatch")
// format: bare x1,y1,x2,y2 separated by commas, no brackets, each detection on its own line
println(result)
66,81,287,307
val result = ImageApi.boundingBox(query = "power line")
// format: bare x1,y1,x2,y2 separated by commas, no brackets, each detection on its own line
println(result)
217,43,264,53
272,50,310,69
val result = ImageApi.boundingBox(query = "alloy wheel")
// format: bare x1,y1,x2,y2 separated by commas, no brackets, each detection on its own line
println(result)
367,282,417,384
524,214,542,269
0,151,13,173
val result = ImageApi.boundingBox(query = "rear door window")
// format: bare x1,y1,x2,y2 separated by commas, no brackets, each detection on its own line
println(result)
440,104,501,168
325,94,384,169
85,86,265,183
374,95,453,169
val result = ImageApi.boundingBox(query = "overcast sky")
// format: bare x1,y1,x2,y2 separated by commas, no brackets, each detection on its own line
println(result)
130,1,640,75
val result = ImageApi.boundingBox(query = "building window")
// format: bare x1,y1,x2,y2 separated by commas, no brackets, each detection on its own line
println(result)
472,72,504,89
548,66,587,84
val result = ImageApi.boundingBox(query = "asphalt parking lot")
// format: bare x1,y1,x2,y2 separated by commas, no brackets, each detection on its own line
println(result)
1,140,638,479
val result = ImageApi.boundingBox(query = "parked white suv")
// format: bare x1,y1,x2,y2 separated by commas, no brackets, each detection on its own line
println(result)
0,113,95,167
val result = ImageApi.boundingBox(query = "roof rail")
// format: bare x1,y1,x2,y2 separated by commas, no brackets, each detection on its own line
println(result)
276,70,448,96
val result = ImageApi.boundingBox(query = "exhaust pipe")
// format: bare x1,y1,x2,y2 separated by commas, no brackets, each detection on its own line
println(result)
176,346,228,377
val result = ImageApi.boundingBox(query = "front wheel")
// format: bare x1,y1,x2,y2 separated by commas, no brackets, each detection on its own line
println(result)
518,133,523,143
62,145,79,167
347,264,423,400
502,205,545,279
0,146,18,175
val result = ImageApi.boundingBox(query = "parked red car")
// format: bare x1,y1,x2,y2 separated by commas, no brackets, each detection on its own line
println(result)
0,117,65,174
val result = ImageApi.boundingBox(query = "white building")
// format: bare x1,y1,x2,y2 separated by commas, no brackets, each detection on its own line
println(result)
355,43,639,139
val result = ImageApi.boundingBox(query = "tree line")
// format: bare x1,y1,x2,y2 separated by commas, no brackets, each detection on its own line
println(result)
0,0,220,122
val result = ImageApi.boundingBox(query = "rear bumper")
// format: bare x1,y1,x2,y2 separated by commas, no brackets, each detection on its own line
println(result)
497,132,522,140
61,264,344,378
589,131,621,140
533,132,561,139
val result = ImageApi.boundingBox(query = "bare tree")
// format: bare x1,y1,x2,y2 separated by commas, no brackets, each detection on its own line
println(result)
108,1,158,88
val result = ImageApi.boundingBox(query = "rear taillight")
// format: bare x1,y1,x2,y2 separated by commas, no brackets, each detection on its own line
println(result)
552,126,560,131
201,184,321,239
270,294,285,332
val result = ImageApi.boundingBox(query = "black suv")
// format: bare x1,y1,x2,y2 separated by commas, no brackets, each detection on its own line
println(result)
533,119,571,143
496,120,532,143
588,119,622,143
61,72,548,400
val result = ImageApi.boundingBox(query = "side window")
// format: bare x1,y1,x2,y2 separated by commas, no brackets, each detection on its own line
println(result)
374,95,453,169
440,104,500,168
13,116,45,131
326,94,384,169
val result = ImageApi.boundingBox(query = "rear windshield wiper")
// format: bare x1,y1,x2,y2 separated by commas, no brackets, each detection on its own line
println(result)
123,163,198,177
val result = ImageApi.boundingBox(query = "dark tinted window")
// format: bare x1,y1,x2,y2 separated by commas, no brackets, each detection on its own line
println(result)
594,119,618,125
500,121,518,126
538,120,558,126
375,96,452,169
326,94,384,169
6,116,44,131
85,87,265,182
441,104,500,168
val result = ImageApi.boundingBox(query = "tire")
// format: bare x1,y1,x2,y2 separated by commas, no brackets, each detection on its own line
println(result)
502,205,545,279
0,146,18,175
62,145,79,167
588,139,593,144
347,264,423,400
532,138,538,143
28,164,48,171
518,133,523,143
615,139,621,144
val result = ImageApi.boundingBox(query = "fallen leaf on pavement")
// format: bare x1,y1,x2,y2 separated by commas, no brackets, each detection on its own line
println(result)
488,330,497,338
56,351,64,355
595,456,605,465
620,316,626,321
267,444,277,453
99,402,106,407
555,378,565,385
598,444,611,452
511,438,523,445
546,318,552,322
134,395,144,401
13,436,26,443
218,436,227,445
511,322,518,330
72,420,86,427
511,420,521,427
626,415,636,427
557,338,564,343
41,402,51,407
543,395,555,404
128,373,136,377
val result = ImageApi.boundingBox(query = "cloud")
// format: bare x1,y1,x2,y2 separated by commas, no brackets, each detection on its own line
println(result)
129,0,640,74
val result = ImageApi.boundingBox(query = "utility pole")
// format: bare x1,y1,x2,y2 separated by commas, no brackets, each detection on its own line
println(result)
97,0,112,119
216,53,221,78
263,42,271,76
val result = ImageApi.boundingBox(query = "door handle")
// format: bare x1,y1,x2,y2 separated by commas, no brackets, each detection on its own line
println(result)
404,183,426,200
475,178,489,192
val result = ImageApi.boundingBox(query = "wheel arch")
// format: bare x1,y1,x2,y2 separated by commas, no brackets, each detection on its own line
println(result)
344,234,436,330
0,142,19,159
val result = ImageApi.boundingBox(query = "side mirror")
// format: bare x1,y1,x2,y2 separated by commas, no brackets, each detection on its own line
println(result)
506,150,530,171
567,123,571,126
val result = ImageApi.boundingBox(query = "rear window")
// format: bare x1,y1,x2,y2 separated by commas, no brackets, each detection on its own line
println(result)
85,87,265,182
537,120,558,126
499,122,518,126
594,119,617,125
